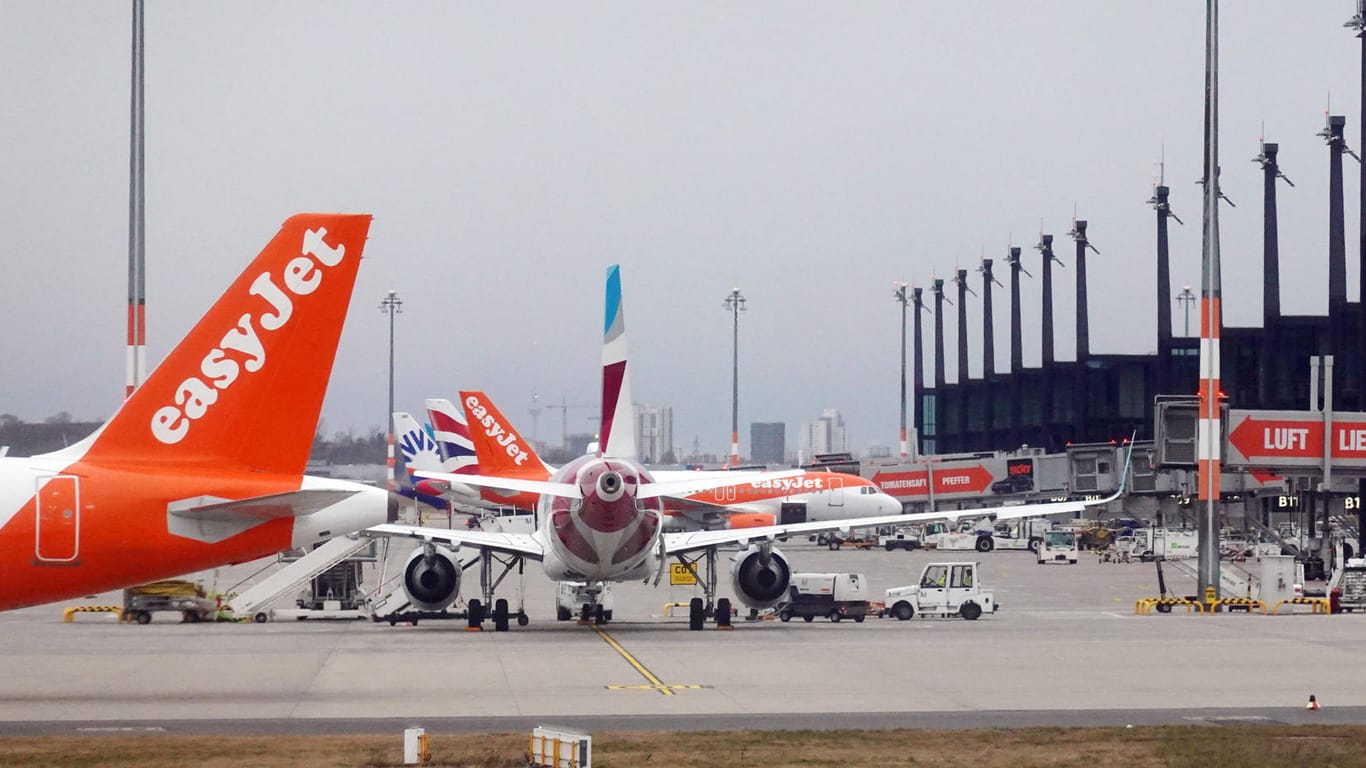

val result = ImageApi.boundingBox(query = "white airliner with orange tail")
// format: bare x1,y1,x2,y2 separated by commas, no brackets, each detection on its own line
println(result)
371,265,1129,631
0,214,392,612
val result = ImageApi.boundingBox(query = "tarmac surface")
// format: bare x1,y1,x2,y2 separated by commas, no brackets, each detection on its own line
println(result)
2,541,1363,735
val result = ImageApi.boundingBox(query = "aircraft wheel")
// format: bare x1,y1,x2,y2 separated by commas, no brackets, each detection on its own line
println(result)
715,597,732,628
893,602,914,621
594,604,606,626
688,597,705,631
556,606,571,621
493,598,510,632
517,612,529,627
467,599,484,628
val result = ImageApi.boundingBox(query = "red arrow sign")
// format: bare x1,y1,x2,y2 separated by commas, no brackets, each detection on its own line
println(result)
1228,417,1366,462
873,464,994,497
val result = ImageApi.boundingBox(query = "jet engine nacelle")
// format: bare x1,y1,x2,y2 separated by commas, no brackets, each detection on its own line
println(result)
729,543,792,610
402,544,462,612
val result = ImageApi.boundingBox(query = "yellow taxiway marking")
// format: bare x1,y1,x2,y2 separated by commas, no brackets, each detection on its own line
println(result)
592,626,702,696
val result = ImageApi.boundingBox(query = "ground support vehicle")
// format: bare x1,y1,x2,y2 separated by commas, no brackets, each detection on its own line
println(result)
884,562,995,621
122,580,215,624
877,529,922,551
817,532,878,550
1331,558,1366,613
776,573,870,623
1037,529,1079,565
940,518,1048,554
556,581,614,624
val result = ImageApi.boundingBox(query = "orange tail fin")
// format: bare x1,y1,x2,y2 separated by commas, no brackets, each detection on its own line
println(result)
458,390,551,478
80,213,372,475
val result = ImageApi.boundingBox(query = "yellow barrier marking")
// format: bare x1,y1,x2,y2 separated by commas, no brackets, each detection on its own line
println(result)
592,626,700,696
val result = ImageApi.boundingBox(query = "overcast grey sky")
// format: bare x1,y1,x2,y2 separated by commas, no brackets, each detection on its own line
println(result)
1,2,1361,458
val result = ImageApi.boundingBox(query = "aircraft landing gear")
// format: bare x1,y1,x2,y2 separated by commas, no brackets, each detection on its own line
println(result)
472,547,527,631
674,547,731,629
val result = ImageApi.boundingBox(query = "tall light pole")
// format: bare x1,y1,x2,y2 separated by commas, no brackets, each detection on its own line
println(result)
1196,0,1224,601
379,289,403,489
723,287,746,465
1176,285,1196,336
894,281,910,458
125,0,146,400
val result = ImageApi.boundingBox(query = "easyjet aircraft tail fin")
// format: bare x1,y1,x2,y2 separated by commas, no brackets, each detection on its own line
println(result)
599,265,636,460
71,214,372,475
456,391,552,478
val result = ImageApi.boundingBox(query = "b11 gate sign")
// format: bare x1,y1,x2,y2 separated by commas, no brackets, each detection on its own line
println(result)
1224,409,1366,469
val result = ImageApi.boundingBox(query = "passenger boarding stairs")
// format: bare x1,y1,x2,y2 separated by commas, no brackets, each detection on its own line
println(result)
1165,557,1260,599
226,535,372,621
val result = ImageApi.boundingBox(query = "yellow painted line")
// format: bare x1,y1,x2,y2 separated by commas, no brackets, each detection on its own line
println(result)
593,626,696,696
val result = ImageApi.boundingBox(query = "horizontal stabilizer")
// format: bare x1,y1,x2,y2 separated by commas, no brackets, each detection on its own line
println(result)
412,470,579,500
168,489,362,522
637,469,804,500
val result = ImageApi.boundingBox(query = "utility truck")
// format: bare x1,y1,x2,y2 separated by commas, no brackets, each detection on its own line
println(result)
1036,529,1079,564
884,562,995,620
556,581,613,623
776,572,870,623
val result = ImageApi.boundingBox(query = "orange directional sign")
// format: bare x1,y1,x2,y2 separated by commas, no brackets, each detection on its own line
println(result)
872,463,995,498
1225,410,1366,468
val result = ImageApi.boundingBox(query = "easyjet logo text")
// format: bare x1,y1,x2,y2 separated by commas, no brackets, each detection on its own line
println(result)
464,395,529,466
750,476,828,493
151,228,346,445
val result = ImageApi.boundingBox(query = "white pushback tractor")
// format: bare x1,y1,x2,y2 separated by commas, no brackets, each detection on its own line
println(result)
884,562,995,620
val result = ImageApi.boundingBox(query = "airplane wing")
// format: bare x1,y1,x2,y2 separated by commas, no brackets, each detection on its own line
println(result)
366,523,544,560
411,470,579,499
663,494,1105,557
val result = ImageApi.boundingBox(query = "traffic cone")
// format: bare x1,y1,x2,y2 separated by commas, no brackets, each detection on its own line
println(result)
1306,694,1320,711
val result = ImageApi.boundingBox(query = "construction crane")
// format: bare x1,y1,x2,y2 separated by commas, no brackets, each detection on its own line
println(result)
543,397,597,450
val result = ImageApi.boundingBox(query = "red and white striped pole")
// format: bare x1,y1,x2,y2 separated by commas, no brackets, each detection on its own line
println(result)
125,0,146,399
1196,0,1223,600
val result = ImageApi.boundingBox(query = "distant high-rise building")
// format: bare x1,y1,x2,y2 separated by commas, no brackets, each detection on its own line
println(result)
750,422,785,465
634,404,673,463
800,408,848,460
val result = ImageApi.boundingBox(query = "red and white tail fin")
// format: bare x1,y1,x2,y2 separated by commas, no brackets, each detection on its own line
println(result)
75,213,372,475
457,391,552,478
599,264,635,460
423,398,479,474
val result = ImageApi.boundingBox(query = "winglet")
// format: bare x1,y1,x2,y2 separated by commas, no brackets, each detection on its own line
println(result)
75,214,372,475
599,265,636,460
